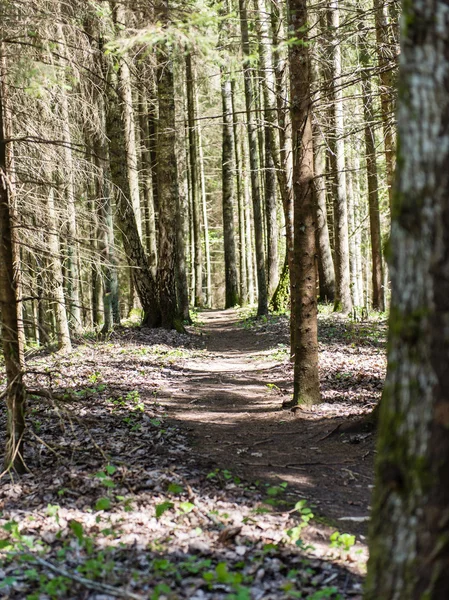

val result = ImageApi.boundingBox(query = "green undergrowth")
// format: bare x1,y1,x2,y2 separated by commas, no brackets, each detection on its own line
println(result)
0,464,364,599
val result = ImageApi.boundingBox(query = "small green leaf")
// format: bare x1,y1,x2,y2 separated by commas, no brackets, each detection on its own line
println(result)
69,520,84,541
215,562,229,582
102,479,116,488
0,576,17,588
105,465,117,475
95,497,111,511
2,520,18,533
155,501,174,518
167,483,184,495
179,501,195,514
46,504,60,517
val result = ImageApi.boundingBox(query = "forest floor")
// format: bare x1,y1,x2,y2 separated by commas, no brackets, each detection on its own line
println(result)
0,307,387,600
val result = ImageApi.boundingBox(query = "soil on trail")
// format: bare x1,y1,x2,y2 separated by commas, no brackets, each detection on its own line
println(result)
161,309,378,535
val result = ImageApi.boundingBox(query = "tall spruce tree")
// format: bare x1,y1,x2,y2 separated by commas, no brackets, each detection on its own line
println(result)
366,0,449,594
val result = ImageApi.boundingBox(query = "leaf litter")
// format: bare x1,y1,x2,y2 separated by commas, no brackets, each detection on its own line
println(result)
0,309,386,599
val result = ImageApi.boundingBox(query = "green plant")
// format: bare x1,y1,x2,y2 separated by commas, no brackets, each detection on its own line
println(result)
155,501,174,518
126,390,145,411
285,500,314,545
167,482,184,495
94,465,117,489
329,531,356,552
189,307,205,327
88,371,102,384
77,553,115,579
151,583,172,600
206,468,241,486
271,344,290,361
203,562,243,588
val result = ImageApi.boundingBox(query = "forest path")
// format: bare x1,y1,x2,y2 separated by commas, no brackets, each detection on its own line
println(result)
160,309,375,535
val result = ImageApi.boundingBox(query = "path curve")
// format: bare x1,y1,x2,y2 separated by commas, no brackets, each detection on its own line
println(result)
161,309,374,534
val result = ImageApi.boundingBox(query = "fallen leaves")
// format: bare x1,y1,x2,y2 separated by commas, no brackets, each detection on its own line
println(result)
0,314,376,599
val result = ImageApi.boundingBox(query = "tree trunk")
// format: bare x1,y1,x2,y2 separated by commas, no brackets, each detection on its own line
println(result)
327,0,352,313
113,4,143,238
102,45,160,327
174,62,191,323
231,81,248,305
94,116,120,333
289,0,320,405
346,153,361,307
155,0,182,330
373,0,396,211
56,23,82,334
196,95,212,307
271,0,295,344
360,26,385,312
1,48,25,362
138,86,158,275
89,195,100,327
314,135,336,304
221,71,239,308
255,0,280,298
0,81,26,472
46,185,72,352
271,256,290,313
239,0,268,316
310,20,335,303
366,0,449,594
185,53,203,307
242,135,256,305
352,150,365,305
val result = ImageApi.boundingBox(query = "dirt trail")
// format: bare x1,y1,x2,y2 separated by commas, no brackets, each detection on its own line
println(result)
160,309,375,535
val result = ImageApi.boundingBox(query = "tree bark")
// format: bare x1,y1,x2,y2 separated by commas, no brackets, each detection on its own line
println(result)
314,134,335,304
346,153,361,307
46,185,72,352
221,72,239,308
254,0,280,298
196,94,212,308
94,117,120,332
155,0,182,330
56,23,82,333
360,28,385,312
373,0,396,211
0,48,25,363
101,44,160,327
0,79,26,472
289,0,320,405
239,0,268,316
242,135,256,305
310,18,335,303
327,0,352,313
138,86,158,275
271,0,295,343
113,4,143,238
174,62,191,323
366,0,449,594
185,53,203,307
231,81,248,305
